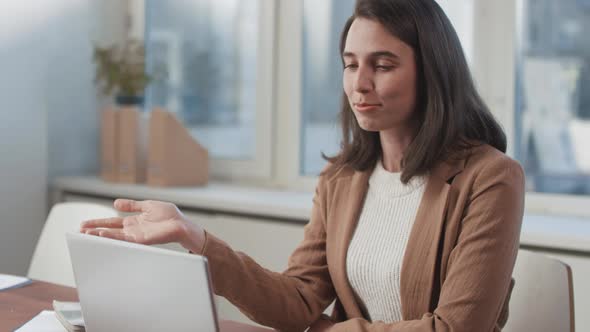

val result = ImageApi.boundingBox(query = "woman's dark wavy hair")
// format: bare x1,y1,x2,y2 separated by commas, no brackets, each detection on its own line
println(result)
324,0,506,183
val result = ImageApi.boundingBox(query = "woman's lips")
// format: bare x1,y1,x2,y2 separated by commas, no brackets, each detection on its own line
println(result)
354,103,381,112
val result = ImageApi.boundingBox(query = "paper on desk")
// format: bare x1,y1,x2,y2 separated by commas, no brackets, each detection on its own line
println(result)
0,273,31,291
14,310,67,332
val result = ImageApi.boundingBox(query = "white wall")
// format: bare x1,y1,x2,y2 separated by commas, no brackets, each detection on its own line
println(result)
0,1,127,275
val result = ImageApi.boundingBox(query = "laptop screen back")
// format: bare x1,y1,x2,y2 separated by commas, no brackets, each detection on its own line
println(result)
66,232,218,332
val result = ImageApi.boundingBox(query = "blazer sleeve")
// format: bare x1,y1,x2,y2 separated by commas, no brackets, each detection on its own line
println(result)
198,173,336,332
326,157,525,332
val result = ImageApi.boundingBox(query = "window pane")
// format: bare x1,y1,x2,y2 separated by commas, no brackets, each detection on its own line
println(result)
516,0,590,195
300,0,355,176
436,0,474,66
145,0,258,159
300,0,475,176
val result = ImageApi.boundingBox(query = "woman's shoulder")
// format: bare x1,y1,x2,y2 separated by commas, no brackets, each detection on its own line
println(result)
464,143,522,171
459,143,525,184
317,143,524,186
318,162,357,184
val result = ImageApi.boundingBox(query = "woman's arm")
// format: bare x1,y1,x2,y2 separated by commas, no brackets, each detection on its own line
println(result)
81,178,336,332
325,158,525,332
308,314,336,332
198,176,336,331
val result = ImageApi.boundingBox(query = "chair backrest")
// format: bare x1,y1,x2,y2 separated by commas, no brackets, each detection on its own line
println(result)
27,202,118,287
504,249,575,332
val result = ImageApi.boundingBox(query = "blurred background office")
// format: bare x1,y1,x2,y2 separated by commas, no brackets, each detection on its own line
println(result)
1,0,589,330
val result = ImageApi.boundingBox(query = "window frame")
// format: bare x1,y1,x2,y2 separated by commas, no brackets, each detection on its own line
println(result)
135,0,590,218
475,0,590,218
273,0,319,191
138,0,276,182
206,0,275,181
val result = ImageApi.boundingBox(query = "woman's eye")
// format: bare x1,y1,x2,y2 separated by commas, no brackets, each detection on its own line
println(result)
375,65,394,71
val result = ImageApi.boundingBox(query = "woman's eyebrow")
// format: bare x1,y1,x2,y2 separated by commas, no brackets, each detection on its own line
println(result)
370,51,400,60
342,52,356,59
342,51,400,60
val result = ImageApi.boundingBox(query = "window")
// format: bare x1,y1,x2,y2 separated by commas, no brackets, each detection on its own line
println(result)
516,0,590,195
138,1,590,216
144,0,275,180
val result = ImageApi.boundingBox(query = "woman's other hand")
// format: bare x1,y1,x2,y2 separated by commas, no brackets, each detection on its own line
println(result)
308,314,335,332
80,199,206,254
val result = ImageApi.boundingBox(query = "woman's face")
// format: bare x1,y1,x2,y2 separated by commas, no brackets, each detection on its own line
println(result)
342,18,418,133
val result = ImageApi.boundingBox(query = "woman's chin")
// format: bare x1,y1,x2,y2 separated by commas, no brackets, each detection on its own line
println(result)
357,122,382,132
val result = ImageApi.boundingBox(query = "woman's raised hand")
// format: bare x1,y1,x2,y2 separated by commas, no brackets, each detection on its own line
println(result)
80,199,206,253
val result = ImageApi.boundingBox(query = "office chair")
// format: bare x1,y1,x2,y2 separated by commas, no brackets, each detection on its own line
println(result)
504,249,575,332
27,202,118,287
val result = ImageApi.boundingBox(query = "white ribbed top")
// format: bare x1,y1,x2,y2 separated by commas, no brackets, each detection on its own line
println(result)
346,160,427,323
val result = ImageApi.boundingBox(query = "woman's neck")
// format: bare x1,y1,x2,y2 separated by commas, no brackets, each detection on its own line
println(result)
379,126,416,173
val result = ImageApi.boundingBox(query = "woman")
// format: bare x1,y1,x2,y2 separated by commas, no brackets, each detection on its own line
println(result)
81,0,524,331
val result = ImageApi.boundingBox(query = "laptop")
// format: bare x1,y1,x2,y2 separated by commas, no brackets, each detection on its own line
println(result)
65,232,219,332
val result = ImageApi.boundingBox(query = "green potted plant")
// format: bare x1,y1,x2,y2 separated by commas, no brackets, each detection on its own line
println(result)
93,39,150,106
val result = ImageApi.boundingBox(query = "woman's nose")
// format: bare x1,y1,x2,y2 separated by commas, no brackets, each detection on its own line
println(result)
353,68,373,93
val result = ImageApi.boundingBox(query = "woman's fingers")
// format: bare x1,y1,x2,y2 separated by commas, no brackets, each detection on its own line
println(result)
80,217,124,230
114,199,145,213
98,229,130,241
84,228,133,242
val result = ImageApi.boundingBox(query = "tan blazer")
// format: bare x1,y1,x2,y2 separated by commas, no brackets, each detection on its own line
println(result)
199,144,525,332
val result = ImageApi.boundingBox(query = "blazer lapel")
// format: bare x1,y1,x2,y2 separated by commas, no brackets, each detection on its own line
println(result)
400,159,464,320
329,169,371,319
